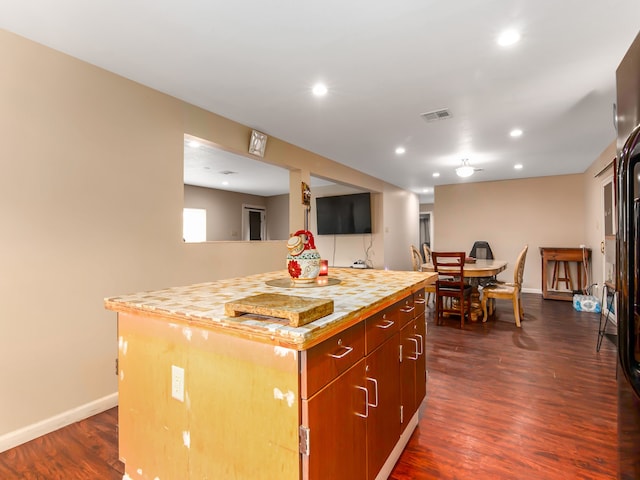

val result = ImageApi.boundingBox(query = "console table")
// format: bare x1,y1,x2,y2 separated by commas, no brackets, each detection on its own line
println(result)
539,247,591,300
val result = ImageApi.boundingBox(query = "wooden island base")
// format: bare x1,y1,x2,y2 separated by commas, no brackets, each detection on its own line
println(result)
106,268,435,480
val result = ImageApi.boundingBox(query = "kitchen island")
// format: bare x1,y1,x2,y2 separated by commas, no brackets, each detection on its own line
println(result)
105,268,435,480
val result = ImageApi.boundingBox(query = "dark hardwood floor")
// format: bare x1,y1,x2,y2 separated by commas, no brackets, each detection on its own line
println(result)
391,293,618,480
0,293,618,479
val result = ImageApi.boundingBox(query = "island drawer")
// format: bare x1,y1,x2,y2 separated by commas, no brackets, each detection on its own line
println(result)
398,294,415,328
365,303,399,354
300,321,365,399
414,288,426,318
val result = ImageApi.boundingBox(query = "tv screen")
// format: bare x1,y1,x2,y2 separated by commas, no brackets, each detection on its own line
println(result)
316,192,372,235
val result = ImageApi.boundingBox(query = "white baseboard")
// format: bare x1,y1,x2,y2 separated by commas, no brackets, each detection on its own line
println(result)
522,287,542,295
375,410,419,480
0,392,118,453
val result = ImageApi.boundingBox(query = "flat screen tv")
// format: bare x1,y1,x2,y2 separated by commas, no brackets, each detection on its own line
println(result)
316,192,372,235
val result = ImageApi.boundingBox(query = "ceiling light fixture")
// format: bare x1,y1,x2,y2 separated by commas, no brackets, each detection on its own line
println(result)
514,164,523,170
497,29,520,47
395,146,406,155
432,172,440,178
510,128,523,137
312,83,328,96
456,159,475,178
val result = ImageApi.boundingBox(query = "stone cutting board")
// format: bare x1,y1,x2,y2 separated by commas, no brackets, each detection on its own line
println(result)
224,293,334,327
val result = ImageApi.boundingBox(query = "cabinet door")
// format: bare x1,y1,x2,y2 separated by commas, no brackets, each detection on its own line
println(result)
302,358,367,480
400,320,418,427
415,314,427,407
366,333,401,480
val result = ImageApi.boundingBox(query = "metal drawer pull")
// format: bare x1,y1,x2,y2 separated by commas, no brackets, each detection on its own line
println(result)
400,306,415,314
414,298,426,305
407,338,419,360
355,386,369,418
376,319,395,329
415,334,424,355
366,377,379,407
328,345,353,359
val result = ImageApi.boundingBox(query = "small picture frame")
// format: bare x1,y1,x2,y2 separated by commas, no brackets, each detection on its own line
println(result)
249,130,267,157
301,182,311,206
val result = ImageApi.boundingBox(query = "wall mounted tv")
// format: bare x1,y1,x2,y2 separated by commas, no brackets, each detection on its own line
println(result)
316,192,372,235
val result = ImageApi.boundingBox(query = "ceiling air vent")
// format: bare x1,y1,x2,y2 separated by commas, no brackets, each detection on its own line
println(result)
420,109,452,123
219,170,237,175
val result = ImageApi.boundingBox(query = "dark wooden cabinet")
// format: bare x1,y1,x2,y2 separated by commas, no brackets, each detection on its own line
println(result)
301,358,367,480
365,333,401,479
400,319,418,426
300,290,427,480
415,314,427,405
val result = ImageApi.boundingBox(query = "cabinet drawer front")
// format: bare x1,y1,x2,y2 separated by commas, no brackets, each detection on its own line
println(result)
365,305,399,354
301,322,365,399
398,295,415,328
413,289,426,318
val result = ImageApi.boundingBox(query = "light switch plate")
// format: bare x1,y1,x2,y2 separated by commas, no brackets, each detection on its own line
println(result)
171,365,185,402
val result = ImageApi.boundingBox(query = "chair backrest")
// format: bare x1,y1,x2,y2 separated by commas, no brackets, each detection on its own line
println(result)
432,251,466,288
410,245,423,271
422,243,432,265
470,241,494,260
513,245,528,287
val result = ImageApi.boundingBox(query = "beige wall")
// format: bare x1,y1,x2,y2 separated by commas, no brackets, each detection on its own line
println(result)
184,185,290,241
266,193,290,241
384,185,421,271
310,184,384,268
0,29,419,447
434,174,587,292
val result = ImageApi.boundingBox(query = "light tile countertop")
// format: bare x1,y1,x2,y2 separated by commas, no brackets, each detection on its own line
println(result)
105,268,435,349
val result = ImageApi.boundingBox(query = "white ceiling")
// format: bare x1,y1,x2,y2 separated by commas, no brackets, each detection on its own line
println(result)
2,1,639,203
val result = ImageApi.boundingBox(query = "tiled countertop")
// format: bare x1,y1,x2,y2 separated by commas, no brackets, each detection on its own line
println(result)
105,268,435,349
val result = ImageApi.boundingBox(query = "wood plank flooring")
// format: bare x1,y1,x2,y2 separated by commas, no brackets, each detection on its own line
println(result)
0,293,618,479
390,292,618,480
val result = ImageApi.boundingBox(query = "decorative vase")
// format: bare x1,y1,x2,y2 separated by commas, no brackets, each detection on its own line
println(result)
287,230,321,283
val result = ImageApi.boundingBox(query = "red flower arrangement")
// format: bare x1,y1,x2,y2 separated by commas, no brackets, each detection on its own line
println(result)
288,260,301,278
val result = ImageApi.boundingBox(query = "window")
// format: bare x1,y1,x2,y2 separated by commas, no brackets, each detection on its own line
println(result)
183,208,206,242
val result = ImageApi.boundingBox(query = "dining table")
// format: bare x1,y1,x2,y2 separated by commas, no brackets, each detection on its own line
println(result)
422,259,508,321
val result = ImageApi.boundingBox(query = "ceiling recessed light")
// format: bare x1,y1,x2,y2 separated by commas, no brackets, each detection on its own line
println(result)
514,164,523,170
395,146,406,155
188,140,201,148
312,83,328,96
432,172,440,178
510,128,523,137
497,29,520,47
222,181,229,186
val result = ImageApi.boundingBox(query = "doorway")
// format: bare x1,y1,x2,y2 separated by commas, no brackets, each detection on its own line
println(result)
419,212,433,262
242,204,266,241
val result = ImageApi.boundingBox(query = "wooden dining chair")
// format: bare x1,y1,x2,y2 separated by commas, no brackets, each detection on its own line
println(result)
410,245,423,271
422,243,432,266
432,251,472,327
411,245,435,305
481,245,528,327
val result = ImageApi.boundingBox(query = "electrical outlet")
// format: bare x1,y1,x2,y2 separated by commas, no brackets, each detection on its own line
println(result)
171,365,185,402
